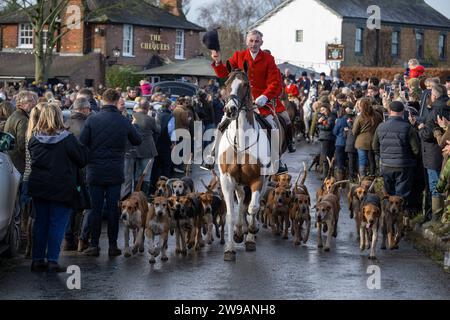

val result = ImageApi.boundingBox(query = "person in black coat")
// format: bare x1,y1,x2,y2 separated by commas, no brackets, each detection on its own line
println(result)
79,89,142,257
150,101,173,194
28,103,88,272
317,103,336,178
418,84,449,219
317,72,332,94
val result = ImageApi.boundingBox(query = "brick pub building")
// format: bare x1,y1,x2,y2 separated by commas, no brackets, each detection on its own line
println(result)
0,0,204,86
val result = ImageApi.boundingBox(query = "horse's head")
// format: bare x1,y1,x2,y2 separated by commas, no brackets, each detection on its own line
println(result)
224,60,252,120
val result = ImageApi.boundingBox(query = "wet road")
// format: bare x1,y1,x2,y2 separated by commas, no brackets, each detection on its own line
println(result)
0,141,449,300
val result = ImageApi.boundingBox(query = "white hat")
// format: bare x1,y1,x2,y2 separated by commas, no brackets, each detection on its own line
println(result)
0,92,6,101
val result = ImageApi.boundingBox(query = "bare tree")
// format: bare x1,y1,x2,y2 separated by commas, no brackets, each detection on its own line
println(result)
198,0,283,58
1,0,127,83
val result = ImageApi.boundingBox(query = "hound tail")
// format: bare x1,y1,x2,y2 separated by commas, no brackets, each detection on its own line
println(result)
295,162,308,189
135,159,154,193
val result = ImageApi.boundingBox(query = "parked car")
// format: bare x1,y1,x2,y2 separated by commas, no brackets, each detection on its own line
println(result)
151,81,198,99
0,132,21,257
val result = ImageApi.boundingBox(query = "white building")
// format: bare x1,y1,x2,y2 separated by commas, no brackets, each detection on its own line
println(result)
251,0,450,75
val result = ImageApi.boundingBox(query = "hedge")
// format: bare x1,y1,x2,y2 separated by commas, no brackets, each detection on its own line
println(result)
105,65,142,91
339,67,450,84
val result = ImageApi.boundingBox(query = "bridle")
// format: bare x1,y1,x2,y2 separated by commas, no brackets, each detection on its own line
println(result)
225,70,259,153
225,70,256,113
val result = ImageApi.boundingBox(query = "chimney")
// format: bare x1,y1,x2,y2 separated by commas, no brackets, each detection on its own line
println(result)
159,0,185,18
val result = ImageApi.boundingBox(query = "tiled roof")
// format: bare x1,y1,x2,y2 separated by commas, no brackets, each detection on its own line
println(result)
252,0,450,29
0,0,204,31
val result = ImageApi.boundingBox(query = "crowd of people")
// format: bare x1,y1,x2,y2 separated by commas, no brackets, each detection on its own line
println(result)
281,59,450,230
0,78,225,272
1,56,450,272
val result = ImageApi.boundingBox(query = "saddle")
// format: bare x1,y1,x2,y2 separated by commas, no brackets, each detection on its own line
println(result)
254,112,288,155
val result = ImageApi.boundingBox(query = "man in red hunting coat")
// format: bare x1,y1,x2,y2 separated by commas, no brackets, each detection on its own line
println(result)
201,30,296,173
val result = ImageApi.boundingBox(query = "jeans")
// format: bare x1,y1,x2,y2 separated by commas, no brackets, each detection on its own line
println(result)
89,184,121,247
335,146,346,171
79,209,91,241
357,149,376,176
382,167,414,208
121,157,135,200
20,181,32,207
64,210,82,243
427,169,441,197
32,199,71,263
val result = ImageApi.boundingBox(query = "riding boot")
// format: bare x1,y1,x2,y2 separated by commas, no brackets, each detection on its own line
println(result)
423,196,444,228
286,123,296,153
431,196,444,222
201,118,231,171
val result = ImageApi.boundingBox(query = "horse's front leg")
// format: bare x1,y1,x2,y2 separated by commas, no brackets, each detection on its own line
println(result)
234,186,246,243
245,187,262,252
221,175,236,261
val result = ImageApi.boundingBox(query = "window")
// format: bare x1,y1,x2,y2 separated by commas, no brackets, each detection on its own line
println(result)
175,29,185,59
122,24,134,57
439,34,446,59
18,23,33,48
295,30,303,42
391,31,400,56
355,28,363,54
416,31,424,59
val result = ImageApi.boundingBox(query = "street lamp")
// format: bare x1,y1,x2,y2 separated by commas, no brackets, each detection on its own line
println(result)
108,47,121,66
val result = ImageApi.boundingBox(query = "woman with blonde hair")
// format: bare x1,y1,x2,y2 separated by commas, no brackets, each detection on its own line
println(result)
352,98,383,176
28,103,87,273
21,103,47,240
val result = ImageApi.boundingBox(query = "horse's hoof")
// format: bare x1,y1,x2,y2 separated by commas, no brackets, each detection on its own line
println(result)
233,233,244,244
161,256,169,262
294,241,301,246
245,242,256,252
220,239,225,245
149,258,156,264
139,247,145,253
324,247,330,252
368,256,376,260
224,251,236,262
263,224,268,229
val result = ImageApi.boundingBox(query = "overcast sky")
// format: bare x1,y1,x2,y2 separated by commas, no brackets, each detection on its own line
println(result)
187,0,450,25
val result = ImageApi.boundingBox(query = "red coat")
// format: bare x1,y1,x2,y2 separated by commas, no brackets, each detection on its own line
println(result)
285,83,300,97
409,65,425,79
212,49,285,116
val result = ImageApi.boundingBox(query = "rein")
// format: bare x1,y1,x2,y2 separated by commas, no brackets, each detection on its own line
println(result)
225,71,260,154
